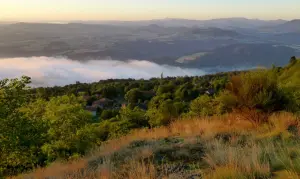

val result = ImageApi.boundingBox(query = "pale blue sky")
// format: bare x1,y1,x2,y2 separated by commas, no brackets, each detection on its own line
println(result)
0,0,299,21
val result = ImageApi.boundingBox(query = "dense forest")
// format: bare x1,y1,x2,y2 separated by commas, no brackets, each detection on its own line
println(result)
0,57,299,178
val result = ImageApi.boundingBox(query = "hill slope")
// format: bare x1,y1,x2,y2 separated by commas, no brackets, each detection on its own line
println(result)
16,60,300,179
18,113,300,179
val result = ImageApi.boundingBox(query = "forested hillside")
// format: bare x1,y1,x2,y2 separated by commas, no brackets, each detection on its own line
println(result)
0,58,299,178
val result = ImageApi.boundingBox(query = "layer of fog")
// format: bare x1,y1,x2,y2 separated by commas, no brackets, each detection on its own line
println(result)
0,57,209,87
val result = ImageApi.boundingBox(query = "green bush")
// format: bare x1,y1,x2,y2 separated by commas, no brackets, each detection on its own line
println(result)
119,106,149,128
215,90,238,114
224,70,288,112
100,109,119,120
125,88,143,104
147,99,179,127
189,95,215,116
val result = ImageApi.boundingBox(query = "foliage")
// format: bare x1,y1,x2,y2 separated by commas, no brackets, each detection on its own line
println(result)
3,59,300,177
211,77,228,93
156,83,176,96
100,109,119,120
96,85,118,99
40,95,92,161
0,76,43,176
174,82,199,101
279,59,300,113
125,88,143,104
0,77,97,176
118,106,149,128
224,70,288,112
189,95,215,116
147,99,180,127
215,90,238,114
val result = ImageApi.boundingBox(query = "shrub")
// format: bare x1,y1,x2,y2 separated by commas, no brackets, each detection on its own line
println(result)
101,110,119,120
119,107,148,127
289,56,297,66
224,70,289,113
125,88,143,104
189,95,215,116
215,90,238,114
147,99,180,127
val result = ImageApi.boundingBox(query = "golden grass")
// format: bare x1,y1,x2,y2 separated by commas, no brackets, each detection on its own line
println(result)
112,159,157,179
18,159,88,179
15,112,299,179
203,140,271,179
274,170,300,179
85,113,254,160
257,112,298,139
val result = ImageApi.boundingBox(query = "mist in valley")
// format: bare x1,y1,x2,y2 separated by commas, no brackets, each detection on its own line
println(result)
0,57,210,87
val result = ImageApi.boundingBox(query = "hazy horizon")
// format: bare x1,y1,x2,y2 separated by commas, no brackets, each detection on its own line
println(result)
0,17,293,24
1,0,299,22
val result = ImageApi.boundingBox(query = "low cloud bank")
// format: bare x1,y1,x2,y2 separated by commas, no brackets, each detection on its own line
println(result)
0,57,207,87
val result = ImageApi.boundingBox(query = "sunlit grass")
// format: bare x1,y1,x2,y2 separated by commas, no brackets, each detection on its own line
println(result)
16,112,300,179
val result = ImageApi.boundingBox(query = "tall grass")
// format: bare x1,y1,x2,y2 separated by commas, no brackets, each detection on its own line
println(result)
203,139,271,179
15,112,300,179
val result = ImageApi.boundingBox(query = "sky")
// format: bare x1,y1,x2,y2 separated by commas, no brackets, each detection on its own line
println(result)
0,0,299,21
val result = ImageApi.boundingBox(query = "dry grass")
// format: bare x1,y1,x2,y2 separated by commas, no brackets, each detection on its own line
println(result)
111,159,157,179
274,170,300,179
15,112,300,179
18,159,88,179
257,112,299,139
203,139,271,179
88,113,255,160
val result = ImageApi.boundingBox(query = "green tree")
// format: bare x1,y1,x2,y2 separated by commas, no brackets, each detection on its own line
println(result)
101,109,119,120
97,85,118,98
119,106,149,128
147,99,179,127
211,77,228,92
22,95,93,163
156,84,175,95
174,83,198,101
189,95,215,116
125,88,143,104
40,95,93,161
0,76,44,176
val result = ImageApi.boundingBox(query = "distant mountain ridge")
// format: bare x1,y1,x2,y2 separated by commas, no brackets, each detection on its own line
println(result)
273,19,300,32
1,17,292,30
70,17,288,28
